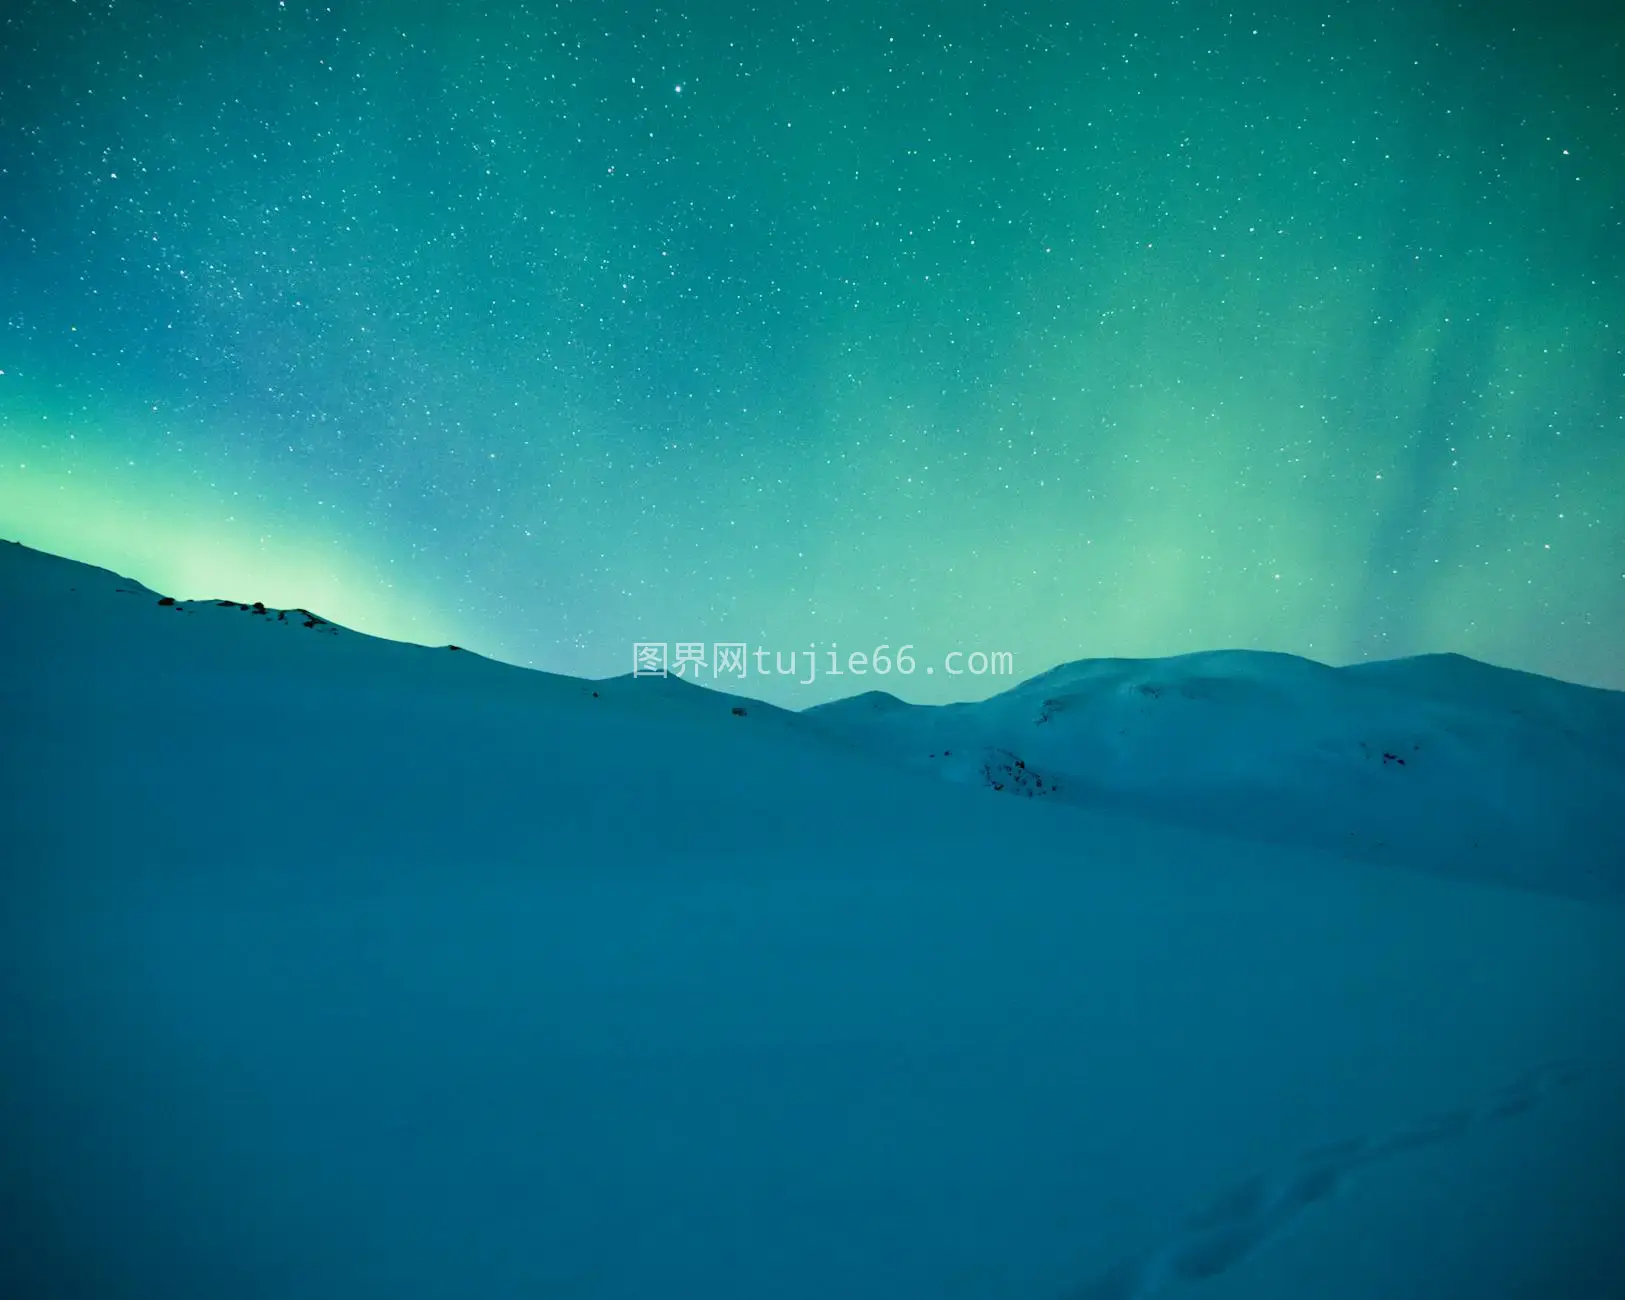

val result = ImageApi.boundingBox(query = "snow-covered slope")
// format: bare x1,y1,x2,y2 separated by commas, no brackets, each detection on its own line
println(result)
3,539,1624,1300
805,648,1625,901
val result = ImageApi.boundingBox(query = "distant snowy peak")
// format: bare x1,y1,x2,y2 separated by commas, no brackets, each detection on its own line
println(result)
1008,647,1337,700
991,646,1625,738
834,689,913,713
808,646,1625,900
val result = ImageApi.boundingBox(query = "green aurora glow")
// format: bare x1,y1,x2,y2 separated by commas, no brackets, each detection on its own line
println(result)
2,0,1620,704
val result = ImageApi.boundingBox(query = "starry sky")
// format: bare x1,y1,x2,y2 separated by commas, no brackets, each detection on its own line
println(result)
2,0,1621,706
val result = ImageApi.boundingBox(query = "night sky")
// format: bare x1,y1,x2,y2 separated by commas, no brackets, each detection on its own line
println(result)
2,0,1621,705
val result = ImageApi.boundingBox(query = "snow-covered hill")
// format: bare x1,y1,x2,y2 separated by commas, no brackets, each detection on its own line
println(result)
3,539,1623,1300
805,648,1625,901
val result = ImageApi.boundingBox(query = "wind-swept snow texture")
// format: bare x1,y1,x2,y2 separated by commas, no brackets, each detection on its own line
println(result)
2,538,1623,1300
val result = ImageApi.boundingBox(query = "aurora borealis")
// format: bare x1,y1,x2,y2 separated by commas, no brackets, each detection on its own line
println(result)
1,0,1620,705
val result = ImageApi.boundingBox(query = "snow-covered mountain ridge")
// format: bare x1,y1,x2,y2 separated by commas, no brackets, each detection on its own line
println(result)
806,646,1625,900
11,538,1620,901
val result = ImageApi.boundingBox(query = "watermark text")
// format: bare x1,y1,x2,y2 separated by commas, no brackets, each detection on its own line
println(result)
631,642,1014,688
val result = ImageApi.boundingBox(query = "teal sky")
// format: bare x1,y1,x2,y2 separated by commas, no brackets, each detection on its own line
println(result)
2,0,1620,705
